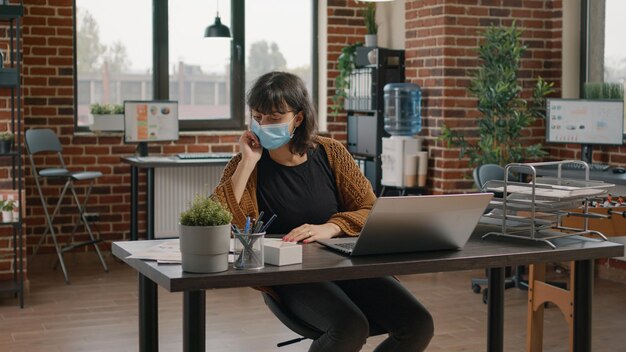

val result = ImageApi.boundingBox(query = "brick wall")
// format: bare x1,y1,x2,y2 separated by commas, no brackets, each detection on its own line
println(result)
405,0,563,194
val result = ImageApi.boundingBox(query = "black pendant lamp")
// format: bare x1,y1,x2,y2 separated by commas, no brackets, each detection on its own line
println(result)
204,1,231,38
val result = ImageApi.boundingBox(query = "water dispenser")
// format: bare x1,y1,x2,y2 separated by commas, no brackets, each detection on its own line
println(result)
381,83,426,188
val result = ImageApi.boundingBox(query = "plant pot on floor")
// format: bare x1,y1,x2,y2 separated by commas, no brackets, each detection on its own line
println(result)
179,223,230,273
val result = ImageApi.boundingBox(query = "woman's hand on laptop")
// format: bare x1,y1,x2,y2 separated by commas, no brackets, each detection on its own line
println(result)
283,223,342,243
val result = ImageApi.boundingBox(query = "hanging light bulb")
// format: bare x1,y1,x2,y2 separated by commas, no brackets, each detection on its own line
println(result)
204,0,231,38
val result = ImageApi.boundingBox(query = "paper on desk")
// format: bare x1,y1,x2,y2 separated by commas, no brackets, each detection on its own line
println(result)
127,240,182,263
127,240,236,264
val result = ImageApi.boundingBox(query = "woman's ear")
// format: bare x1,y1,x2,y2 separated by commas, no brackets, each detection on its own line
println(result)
294,111,304,127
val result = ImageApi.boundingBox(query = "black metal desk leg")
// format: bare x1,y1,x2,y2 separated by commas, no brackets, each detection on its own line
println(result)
183,290,206,352
487,267,504,352
131,166,138,241
139,274,158,352
147,168,155,240
573,259,593,352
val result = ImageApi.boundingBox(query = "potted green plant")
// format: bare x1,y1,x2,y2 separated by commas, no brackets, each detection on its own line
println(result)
363,3,377,47
0,131,13,154
179,194,233,273
1,199,15,222
440,23,554,169
331,41,363,116
90,103,125,132
583,82,623,100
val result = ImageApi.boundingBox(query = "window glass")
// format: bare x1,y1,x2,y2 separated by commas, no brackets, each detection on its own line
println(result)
169,0,232,121
604,0,626,84
245,0,313,102
75,0,152,127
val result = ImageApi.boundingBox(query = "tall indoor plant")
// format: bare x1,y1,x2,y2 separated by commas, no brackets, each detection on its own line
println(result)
441,23,554,168
179,194,233,273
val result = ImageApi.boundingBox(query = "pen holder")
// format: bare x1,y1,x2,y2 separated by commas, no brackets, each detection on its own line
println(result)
233,232,265,270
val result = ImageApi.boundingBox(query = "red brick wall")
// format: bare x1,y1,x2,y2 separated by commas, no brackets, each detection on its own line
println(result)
405,0,563,193
326,0,367,142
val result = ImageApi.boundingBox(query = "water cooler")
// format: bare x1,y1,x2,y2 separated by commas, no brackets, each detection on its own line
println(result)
380,83,424,188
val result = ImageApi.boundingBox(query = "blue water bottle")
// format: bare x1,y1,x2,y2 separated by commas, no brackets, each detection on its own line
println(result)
383,83,422,136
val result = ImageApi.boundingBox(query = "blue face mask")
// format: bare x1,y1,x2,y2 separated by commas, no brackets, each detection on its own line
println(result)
251,117,296,150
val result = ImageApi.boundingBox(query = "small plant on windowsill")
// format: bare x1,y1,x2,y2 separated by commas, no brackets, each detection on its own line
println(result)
89,103,125,132
0,131,13,154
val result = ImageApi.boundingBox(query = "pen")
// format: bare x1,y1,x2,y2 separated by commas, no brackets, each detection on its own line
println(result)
261,214,277,233
258,210,265,223
244,216,250,234
253,220,264,233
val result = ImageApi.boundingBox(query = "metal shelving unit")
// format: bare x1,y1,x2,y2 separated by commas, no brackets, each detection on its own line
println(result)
0,2,24,308
481,160,613,249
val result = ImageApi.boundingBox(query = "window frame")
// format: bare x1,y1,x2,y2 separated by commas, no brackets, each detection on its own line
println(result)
73,0,318,133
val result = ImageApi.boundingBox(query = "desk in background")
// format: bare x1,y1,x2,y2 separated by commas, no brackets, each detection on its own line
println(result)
121,156,230,240
112,225,623,352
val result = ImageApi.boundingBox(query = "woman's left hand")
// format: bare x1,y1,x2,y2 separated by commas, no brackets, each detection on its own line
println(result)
283,223,342,244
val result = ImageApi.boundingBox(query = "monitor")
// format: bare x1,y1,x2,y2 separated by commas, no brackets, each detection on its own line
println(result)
124,100,179,156
546,99,624,163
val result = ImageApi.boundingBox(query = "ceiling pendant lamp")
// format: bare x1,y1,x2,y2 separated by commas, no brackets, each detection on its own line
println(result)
204,1,231,38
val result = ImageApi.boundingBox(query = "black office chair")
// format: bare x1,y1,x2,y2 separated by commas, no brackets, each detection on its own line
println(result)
470,164,521,303
262,291,386,347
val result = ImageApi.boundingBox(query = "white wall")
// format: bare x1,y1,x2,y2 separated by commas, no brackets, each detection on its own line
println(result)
377,0,405,49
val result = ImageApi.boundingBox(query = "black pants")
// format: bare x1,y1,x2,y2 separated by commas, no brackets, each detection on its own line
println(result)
271,277,434,352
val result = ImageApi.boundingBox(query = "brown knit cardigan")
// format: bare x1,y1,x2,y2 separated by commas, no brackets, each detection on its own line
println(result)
212,135,376,236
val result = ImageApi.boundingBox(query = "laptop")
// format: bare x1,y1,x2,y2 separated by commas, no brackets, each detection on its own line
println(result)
317,193,493,256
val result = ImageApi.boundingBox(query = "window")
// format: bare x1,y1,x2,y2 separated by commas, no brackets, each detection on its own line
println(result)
75,0,316,131
75,0,153,128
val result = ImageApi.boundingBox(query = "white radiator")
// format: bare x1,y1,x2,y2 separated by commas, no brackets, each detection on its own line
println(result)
154,165,226,238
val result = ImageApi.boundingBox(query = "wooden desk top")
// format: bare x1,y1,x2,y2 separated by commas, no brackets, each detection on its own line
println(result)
112,225,624,292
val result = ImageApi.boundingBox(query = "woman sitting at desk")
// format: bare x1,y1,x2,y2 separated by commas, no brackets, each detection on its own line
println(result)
212,71,433,351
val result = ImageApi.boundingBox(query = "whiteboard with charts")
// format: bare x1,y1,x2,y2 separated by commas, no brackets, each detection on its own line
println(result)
546,99,624,145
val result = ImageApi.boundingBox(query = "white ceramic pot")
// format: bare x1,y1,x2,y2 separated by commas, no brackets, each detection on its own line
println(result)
365,34,377,48
90,114,124,132
179,224,230,273
2,210,12,223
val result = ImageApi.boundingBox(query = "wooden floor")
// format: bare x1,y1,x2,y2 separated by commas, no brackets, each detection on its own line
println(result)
1,254,625,352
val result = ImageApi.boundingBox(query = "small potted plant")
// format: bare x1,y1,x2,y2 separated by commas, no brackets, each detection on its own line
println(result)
1,199,15,222
179,194,233,273
0,131,13,154
363,2,377,47
90,103,125,132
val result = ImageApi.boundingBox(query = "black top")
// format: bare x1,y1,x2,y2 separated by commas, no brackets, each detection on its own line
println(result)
256,146,339,234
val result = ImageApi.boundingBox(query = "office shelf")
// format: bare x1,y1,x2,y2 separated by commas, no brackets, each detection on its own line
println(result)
346,47,405,193
0,2,24,308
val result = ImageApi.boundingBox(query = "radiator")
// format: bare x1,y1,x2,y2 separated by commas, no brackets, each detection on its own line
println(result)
154,165,226,238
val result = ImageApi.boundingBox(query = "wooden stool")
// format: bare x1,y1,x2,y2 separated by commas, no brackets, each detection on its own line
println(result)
526,262,575,352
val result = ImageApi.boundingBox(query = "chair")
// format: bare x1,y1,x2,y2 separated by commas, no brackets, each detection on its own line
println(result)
262,292,385,347
25,128,108,284
470,164,521,302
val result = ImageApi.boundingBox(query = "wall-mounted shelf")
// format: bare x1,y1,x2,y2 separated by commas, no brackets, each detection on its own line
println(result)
0,2,24,308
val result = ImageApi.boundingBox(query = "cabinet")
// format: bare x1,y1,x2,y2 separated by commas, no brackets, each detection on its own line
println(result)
346,47,405,194
0,2,24,308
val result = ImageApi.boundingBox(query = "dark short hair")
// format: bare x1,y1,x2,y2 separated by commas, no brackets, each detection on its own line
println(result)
247,71,317,155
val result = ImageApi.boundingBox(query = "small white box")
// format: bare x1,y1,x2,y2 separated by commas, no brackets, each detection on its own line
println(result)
264,239,302,266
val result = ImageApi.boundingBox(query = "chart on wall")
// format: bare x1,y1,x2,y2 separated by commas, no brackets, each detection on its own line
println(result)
124,100,179,142
546,99,625,145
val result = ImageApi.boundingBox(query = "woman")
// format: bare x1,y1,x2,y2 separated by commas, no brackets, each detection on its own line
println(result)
212,71,433,352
